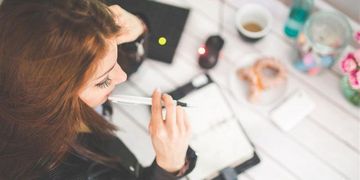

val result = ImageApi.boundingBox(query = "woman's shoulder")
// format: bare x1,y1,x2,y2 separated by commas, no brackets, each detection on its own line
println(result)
40,133,139,180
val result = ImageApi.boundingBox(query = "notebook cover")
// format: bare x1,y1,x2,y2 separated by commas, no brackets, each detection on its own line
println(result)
106,0,190,64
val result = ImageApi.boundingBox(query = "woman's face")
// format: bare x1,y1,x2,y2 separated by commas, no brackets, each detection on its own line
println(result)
79,39,127,107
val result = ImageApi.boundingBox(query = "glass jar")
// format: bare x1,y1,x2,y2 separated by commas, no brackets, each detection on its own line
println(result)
341,76,360,107
293,11,352,75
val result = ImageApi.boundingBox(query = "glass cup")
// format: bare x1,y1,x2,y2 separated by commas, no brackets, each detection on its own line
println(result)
293,11,352,75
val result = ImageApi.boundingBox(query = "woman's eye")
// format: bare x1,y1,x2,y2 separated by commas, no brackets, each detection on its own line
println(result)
95,77,112,89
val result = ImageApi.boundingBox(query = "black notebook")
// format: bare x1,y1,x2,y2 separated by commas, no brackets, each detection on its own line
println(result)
169,74,260,180
106,0,190,64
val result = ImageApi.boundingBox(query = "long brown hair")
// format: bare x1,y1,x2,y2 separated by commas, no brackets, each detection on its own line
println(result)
0,0,120,179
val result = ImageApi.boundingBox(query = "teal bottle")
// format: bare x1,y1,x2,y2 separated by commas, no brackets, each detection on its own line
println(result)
284,0,314,38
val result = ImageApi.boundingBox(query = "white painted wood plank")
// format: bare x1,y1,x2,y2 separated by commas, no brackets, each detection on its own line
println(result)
128,60,177,95
237,174,254,180
221,85,349,180
290,118,360,179
111,82,151,131
243,148,300,180
145,55,200,86
111,101,155,166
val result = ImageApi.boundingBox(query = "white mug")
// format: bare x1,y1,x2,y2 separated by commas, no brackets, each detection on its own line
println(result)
235,3,273,41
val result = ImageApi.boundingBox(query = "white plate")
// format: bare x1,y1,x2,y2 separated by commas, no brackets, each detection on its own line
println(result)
229,54,287,106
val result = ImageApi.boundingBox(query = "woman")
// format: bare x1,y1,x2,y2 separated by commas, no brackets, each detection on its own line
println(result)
0,0,196,179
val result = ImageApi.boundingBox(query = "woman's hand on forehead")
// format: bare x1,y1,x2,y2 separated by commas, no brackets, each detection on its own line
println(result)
108,5,146,44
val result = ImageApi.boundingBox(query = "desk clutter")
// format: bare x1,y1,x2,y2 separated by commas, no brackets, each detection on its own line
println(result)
110,0,356,105
107,0,358,179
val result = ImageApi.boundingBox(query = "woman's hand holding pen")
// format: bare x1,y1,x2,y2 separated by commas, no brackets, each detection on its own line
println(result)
108,4,189,173
108,5,147,44
149,89,192,173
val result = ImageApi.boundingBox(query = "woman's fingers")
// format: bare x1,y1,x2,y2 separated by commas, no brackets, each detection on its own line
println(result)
108,5,145,44
176,106,185,133
108,5,122,16
151,89,163,125
148,89,192,172
184,110,192,138
162,94,176,129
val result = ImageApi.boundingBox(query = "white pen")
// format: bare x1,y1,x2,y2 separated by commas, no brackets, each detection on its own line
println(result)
108,95,193,107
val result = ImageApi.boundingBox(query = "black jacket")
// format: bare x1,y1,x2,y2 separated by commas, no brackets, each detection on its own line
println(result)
40,133,197,180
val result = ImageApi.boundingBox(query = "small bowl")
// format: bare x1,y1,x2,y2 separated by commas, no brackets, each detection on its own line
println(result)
235,4,273,41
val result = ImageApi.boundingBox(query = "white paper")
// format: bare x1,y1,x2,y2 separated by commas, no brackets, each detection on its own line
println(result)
181,84,255,179
270,90,316,131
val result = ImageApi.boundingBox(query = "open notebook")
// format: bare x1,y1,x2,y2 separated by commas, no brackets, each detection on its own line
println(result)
170,74,260,179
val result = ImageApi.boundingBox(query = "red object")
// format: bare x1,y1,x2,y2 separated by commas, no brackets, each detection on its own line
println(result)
198,46,206,55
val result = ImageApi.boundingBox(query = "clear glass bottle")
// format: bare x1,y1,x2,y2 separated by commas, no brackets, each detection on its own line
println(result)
284,0,314,38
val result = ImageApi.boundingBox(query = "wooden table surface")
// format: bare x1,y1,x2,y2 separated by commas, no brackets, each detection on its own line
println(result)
110,0,360,179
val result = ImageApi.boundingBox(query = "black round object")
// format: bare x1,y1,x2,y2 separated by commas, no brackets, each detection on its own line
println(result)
198,35,224,69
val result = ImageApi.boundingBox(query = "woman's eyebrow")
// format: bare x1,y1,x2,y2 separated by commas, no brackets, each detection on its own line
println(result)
95,63,116,80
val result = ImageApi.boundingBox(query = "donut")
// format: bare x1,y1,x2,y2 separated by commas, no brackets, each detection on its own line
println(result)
253,57,287,89
237,67,261,102
236,57,287,103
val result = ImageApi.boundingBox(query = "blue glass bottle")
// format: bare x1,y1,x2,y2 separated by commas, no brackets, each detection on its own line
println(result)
284,0,313,38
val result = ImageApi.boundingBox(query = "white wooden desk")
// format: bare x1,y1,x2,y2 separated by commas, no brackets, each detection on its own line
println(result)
110,0,360,179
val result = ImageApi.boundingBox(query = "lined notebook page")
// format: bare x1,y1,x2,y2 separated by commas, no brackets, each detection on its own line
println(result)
181,84,255,179
182,84,233,136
